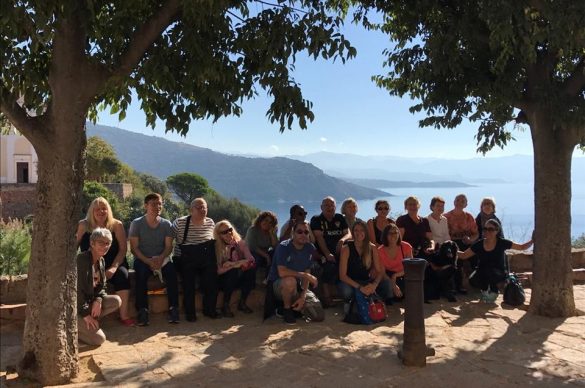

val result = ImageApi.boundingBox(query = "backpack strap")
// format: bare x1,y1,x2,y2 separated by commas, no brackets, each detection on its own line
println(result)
181,216,191,244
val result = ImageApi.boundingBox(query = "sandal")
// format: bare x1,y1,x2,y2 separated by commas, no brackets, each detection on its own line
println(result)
120,318,136,327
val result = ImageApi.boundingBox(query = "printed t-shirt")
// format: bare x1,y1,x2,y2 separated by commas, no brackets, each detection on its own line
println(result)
268,239,316,282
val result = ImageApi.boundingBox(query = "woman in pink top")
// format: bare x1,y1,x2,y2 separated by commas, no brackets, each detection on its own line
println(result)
214,220,256,317
377,223,413,299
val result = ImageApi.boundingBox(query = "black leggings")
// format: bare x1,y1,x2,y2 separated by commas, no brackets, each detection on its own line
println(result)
218,267,256,304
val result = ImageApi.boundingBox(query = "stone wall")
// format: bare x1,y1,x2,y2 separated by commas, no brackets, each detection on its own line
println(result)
102,183,133,200
0,184,36,221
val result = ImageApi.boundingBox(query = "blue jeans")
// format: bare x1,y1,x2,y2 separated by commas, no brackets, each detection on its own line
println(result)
338,278,392,302
134,259,179,311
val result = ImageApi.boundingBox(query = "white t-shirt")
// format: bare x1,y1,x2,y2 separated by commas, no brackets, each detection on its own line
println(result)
427,213,451,245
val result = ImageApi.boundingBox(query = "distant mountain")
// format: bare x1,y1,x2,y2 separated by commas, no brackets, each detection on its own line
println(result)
288,151,585,183
344,178,474,189
87,124,389,202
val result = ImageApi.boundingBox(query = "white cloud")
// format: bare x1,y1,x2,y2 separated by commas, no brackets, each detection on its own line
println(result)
320,137,328,143
269,145,279,152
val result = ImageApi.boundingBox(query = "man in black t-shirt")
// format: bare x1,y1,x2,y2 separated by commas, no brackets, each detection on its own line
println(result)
310,196,350,306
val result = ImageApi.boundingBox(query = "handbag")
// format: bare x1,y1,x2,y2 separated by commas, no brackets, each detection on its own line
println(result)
178,217,215,267
503,256,525,306
368,295,387,323
503,273,525,306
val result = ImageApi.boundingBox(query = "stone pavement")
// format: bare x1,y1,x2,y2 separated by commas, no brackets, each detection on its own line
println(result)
2,286,585,388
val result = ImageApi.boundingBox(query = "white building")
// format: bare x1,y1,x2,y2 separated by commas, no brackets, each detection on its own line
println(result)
0,134,39,184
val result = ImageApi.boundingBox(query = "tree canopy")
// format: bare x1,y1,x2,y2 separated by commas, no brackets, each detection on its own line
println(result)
166,172,210,205
2,0,356,135
362,0,585,152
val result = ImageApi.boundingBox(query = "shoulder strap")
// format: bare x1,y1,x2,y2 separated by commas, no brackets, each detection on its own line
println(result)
181,216,191,244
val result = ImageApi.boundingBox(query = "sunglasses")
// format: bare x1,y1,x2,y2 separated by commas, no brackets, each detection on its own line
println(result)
296,211,308,216
220,227,233,235
377,207,389,211
295,230,310,235
483,227,498,232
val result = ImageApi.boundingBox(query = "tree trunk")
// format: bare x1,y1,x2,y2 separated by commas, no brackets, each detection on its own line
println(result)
18,115,86,384
529,112,576,317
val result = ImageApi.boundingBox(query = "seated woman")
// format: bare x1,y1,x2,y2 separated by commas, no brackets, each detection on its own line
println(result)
377,224,413,300
396,196,435,258
427,196,451,246
367,200,395,247
246,211,279,269
339,220,392,308
458,219,533,301
77,197,133,326
214,220,256,316
475,197,504,239
77,228,121,346
341,197,361,231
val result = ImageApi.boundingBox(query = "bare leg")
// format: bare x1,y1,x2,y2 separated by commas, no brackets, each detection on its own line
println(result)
116,289,131,320
280,277,298,309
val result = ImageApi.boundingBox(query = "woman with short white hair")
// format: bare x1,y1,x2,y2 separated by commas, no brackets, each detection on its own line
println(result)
77,227,121,345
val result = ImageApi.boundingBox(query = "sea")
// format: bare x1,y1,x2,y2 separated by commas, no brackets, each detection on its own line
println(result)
248,181,585,243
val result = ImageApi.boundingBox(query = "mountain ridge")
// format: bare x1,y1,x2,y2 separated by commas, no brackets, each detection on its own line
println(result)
87,124,389,202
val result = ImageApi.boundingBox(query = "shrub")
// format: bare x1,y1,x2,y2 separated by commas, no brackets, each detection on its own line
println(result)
573,234,585,249
0,218,32,275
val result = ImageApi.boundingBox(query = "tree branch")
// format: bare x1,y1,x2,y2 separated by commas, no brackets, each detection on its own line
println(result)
107,0,182,84
563,56,585,97
0,86,43,140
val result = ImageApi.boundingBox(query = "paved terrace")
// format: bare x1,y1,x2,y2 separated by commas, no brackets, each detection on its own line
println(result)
2,286,584,387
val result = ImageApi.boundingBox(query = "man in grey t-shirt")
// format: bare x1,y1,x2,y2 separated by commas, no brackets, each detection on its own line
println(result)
129,193,179,326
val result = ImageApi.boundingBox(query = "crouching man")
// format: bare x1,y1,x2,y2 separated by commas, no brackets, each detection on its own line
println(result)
77,228,121,346
268,222,324,324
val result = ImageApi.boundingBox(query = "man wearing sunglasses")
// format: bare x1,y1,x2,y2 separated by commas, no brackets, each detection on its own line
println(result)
279,204,314,242
268,222,324,324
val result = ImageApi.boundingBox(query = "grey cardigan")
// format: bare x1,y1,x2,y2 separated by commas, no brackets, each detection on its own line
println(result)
77,250,107,317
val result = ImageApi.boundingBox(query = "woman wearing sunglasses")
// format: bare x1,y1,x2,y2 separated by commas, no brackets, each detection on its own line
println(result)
367,199,396,247
214,220,256,316
458,219,533,301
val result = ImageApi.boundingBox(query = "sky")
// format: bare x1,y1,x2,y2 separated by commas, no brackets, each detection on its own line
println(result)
97,18,555,160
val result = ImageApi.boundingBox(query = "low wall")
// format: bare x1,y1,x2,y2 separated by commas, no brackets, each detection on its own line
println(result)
0,184,36,221
2,249,584,307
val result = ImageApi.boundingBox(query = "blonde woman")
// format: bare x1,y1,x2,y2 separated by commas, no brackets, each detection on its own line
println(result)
338,220,391,305
215,220,256,316
77,197,133,326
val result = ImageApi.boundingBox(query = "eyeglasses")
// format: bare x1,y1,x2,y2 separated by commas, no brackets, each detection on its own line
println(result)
220,227,233,235
195,206,207,210
483,227,498,232
377,207,389,211
388,232,398,236
95,240,112,247
295,230,310,235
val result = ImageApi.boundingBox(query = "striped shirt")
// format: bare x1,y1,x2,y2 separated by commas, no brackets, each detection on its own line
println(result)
172,216,215,256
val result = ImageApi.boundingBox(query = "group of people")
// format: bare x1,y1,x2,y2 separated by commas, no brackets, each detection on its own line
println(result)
75,193,533,345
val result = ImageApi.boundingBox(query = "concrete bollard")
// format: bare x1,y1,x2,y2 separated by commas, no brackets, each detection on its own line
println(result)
398,258,435,366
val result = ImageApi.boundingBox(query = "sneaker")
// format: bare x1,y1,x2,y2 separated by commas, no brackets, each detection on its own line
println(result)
168,306,179,323
275,307,284,318
137,308,149,326
283,308,296,324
